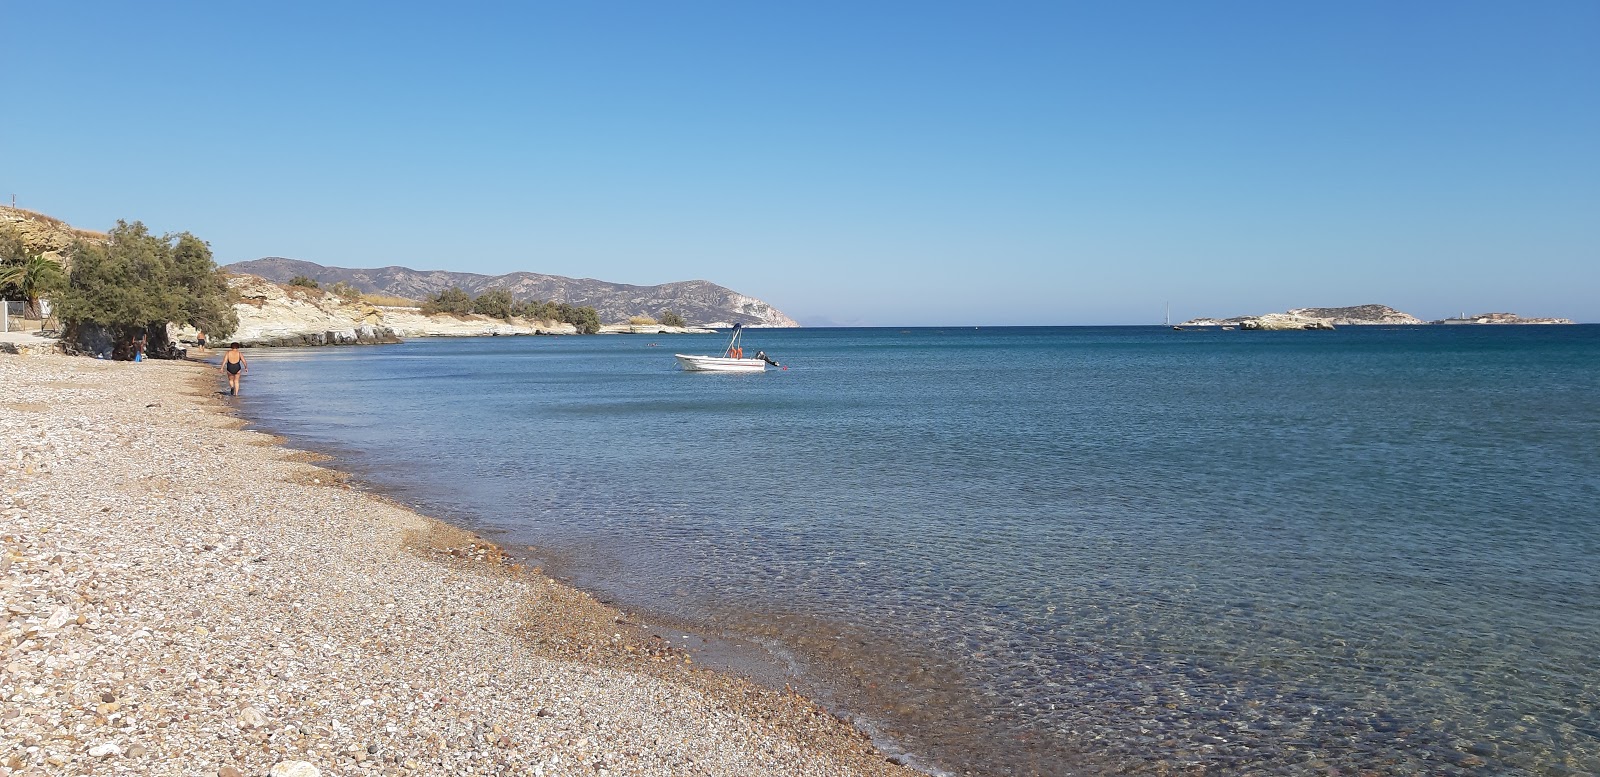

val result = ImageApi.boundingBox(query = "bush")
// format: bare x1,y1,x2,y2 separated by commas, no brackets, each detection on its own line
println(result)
289,275,320,289
516,299,559,321
564,306,601,334
56,221,237,356
422,286,473,315
473,288,515,320
329,281,361,300
659,310,686,328
628,315,658,326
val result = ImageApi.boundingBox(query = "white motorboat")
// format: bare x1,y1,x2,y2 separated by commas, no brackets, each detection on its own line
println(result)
673,353,768,372
674,323,781,372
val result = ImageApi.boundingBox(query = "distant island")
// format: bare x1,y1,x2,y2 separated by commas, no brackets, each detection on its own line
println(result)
1182,304,1573,330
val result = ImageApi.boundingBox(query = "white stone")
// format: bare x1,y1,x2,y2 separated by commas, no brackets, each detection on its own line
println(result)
44,606,71,630
238,706,267,728
87,742,122,758
269,760,321,777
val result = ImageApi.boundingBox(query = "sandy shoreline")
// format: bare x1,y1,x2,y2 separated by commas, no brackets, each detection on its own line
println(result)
0,354,921,776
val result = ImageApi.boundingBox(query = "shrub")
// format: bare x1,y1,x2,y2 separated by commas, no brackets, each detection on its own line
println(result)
289,275,320,289
329,281,361,301
472,288,515,320
628,315,658,326
422,286,473,315
659,310,686,328
564,306,601,334
516,299,559,321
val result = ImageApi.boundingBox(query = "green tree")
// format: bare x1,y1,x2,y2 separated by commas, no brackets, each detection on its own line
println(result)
563,305,601,334
0,252,67,318
472,288,515,319
55,221,236,355
170,233,239,339
659,310,686,328
422,286,473,315
289,275,320,289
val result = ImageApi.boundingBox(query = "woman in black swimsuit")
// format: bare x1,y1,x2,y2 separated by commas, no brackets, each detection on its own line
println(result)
221,342,247,396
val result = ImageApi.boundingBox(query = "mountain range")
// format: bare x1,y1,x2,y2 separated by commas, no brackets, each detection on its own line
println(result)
225,258,800,327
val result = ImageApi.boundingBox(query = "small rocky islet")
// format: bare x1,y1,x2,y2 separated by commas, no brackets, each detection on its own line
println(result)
1181,303,1574,330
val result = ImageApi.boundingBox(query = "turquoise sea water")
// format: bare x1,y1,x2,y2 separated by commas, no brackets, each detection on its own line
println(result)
235,326,1599,776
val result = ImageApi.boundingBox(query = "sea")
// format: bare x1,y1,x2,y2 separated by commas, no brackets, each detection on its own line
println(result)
232,325,1599,776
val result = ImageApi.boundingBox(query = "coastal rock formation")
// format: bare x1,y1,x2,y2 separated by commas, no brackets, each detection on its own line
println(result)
1431,312,1575,325
227,274,578,347
1184,304,1417,328
0,205,106,267
228,257,801,328
1239,314,1336,331
596,322,719,335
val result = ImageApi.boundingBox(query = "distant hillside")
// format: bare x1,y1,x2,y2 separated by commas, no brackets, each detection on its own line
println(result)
226,257,799,328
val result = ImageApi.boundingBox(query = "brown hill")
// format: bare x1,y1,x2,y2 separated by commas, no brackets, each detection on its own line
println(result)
227,257,799,328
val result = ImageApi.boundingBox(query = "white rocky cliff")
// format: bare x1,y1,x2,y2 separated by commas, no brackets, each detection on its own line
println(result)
227,275,577,346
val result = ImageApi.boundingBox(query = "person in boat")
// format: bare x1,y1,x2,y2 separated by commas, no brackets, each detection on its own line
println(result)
755,350,780,367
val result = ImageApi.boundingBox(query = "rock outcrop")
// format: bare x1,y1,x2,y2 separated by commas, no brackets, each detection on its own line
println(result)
227,257,800,328
0,206,106,267
227,275,578,347
1239,314,1337,331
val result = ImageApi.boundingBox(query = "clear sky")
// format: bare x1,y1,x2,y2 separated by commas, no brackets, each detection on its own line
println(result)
5,1,1596,325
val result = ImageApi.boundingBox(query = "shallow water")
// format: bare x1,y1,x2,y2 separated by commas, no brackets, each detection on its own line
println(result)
236,326,1600,775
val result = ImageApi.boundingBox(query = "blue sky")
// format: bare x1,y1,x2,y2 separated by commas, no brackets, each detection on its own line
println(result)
5,1,1596,325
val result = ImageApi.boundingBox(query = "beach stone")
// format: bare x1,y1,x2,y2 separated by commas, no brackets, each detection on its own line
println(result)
218,766,244,777
87,742,122,758
44,606,71,630
269,761,321,777
238,706,267,729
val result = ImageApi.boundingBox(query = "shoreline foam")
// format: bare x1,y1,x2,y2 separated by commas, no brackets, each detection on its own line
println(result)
0,354,918,776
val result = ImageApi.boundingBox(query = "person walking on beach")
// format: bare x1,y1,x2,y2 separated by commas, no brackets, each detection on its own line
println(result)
221,342,247,396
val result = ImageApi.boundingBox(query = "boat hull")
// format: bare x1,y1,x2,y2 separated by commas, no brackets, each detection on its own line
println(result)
674,354,767,372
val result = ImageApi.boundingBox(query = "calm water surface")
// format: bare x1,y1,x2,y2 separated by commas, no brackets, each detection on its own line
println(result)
235,326,1600,776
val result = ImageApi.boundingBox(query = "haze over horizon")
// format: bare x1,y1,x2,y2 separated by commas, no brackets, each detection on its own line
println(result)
5,2,1596,326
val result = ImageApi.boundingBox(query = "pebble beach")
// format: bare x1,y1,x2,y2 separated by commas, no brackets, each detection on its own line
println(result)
0,353,919,777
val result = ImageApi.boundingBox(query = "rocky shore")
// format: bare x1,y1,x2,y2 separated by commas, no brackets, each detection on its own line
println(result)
0,354,918,776
227,276,720,348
